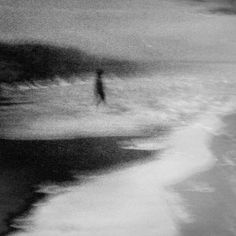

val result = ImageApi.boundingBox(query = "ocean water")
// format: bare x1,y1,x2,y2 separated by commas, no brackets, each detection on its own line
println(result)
1,62,236,139
1,61,236,236
1,0,236,234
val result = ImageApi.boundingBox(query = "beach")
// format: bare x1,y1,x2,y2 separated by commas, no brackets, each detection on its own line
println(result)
0,59,236,235
0,135,155,235
1,106,234,236
177,111,236,236
1,0,236,234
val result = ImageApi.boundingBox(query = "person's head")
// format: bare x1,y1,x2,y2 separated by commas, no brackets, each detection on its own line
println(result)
96,68,104,76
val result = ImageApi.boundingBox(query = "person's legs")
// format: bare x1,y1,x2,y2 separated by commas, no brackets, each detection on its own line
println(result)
100,91,105,104
96,96,101,106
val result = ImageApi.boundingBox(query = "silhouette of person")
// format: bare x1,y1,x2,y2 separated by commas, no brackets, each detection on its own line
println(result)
95,69,106,106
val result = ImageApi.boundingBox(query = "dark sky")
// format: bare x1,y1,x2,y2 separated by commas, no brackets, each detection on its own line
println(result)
0,0,235,61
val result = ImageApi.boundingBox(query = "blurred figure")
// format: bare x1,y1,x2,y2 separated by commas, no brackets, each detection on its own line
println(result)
95,69,106,106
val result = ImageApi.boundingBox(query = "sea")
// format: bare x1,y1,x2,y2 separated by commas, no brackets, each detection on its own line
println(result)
0,61,236,236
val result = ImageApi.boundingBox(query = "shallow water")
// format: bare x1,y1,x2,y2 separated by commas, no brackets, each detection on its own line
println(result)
1,62,236,138
1,62,236,236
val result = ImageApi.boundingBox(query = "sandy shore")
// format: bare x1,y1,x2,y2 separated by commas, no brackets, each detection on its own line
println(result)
176,112,236,236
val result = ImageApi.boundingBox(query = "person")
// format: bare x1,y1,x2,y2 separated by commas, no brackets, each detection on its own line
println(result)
94,69,106,106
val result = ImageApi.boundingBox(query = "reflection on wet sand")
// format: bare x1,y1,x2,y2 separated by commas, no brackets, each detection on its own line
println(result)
0,136,154,235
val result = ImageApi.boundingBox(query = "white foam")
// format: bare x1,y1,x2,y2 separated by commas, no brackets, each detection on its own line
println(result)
149,113,221,185
119,137,169,150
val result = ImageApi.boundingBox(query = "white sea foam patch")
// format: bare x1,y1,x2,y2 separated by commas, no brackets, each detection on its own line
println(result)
149,113,222,185
119,136,169,150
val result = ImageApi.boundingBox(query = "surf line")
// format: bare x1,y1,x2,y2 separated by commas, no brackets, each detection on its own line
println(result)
152,113,221,186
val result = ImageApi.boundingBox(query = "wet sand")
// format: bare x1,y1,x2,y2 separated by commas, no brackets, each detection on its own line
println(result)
177,112,236,236
0,135,154,235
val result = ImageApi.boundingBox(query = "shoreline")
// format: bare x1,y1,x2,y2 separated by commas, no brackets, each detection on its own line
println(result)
4,111,225,236
176,111,236,236
0,135,154,236
1,109,234,236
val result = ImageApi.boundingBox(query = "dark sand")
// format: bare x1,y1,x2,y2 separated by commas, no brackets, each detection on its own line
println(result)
176,112,236,236
0,136,154,236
